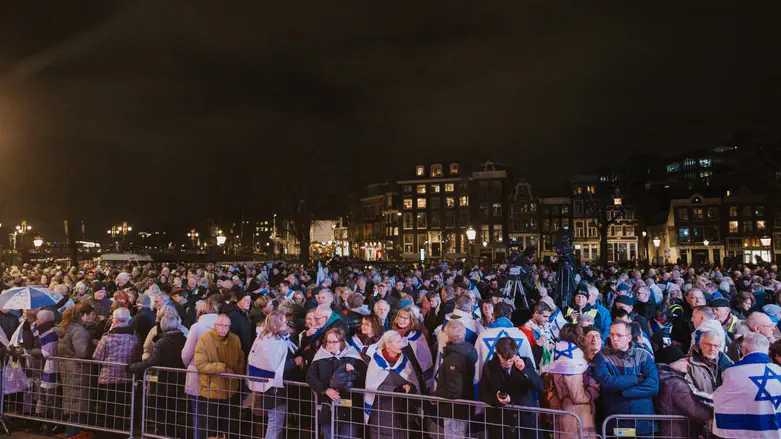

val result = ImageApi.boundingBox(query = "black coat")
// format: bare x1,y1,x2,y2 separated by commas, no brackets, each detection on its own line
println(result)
436,300,455,327
223,303,254,359
478,356,542,439
431,342,477,420
306,353,367,424
130,307,157,344
344,311,366,337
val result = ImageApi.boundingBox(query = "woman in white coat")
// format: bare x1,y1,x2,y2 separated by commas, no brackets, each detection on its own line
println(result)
180,295,220,439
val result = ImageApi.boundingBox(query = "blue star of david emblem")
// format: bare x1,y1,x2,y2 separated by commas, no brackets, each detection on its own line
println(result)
482,330,526,361
553,341,578,361
750,366,781,409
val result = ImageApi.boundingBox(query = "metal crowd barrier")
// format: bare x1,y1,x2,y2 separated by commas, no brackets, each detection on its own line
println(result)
330,386,586,439
0,352,137,438
602,414,693,439
141,366,318,439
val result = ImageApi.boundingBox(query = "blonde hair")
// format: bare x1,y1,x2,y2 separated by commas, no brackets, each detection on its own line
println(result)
259,310,289,339
197,295,220,319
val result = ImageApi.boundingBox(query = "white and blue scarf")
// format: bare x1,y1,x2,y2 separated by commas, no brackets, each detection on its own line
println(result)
364,349,417,423
433,309,483,385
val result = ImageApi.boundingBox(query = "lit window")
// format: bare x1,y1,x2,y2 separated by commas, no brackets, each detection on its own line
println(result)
758,221,767,231
417,198,427,209
446,197,455,208
678,227,690,242
416,165,425,176
459,196,469,207
404,199,413,209
416,185,426,194
449,163,459,175
445,184,455,192
699,158,712,168
431,164,443,177
729,206,737,217
729,221,738,233
431,184,441,193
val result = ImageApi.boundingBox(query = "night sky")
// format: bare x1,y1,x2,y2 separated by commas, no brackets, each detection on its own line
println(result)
0,1,779,242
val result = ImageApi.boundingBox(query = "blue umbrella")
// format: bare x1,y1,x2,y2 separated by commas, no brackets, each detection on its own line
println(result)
0,286,63,310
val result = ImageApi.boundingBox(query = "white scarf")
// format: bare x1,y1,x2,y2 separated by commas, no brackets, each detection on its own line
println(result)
246,334,297,392
312,345,361,363
364,350,417,423
543,340,588,375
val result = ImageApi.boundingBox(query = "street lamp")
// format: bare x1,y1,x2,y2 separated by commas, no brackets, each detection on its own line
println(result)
703,239,710,247
652,237,661,248
216,235,226,246
465,227,476,266
761,236,772,247
33,237,43,248
187,229,200,248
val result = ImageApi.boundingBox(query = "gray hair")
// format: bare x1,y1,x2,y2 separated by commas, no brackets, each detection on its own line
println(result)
112,307,131,323
373,300,389,312
700,329,722,342
444,320,466,344
442,286,456,301
37,309,55,323
455,294,473,313
743,331,771,355
160,315,180,332
693,306,716,320
116,272,130,283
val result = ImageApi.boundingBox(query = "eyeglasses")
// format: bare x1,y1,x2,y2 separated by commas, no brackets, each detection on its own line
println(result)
215,324,231,328
326,340,341,345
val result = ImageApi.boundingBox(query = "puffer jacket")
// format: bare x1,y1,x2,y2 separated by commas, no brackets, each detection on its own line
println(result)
194,329,246,400
654,364,713,438
592,342,659,435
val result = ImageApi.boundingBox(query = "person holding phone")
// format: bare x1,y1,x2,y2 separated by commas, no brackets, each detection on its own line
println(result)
478,337,542,439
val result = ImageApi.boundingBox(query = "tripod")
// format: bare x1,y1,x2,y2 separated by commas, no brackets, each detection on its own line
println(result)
503,276,530,311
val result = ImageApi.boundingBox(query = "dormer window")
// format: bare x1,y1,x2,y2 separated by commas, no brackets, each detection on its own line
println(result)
449,163,459,175
431,164,443,177
416,165,425,176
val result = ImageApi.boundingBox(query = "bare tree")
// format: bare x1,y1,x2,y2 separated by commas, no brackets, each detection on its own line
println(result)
583,184,626,267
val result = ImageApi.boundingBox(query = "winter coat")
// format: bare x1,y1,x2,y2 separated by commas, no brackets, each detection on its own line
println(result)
551,372,599,439
306,352,367,425
592,343,659,435
478,356,542,439
223,303,253,359
130,307,157,344
686,347,732,397
181,313,218,396
0,311,20,341
55,322,94,415
430,341,477,421
128,330,187,405
194,329,246,400
345,307,370,337
142,322,189,360
93,324,139,384
654,364,713,438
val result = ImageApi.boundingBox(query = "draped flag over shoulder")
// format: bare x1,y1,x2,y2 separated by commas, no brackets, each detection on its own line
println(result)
476,317,535,384
433,309,483,387
403,330,434,390
713,352,781,439
312,345,362,363
349,335,380,360
316,262,327,286
247,335,297,392
543,340,588,375
364,350,417,423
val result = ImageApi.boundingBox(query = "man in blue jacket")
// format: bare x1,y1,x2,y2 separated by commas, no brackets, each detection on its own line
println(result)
592,320,659,436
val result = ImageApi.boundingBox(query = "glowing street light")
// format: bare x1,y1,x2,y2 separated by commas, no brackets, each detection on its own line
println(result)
33,237,43,248
703,239,710,247
761,236,772,247
466,227,477,242
652,237,661,248
216,235,227,246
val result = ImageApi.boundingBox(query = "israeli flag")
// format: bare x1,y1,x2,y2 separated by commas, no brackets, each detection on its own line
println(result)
349,335,379,361
316,262,326,285
364,350,417,423
432,309,484,385
549,308,568,340
246,334,297,393
476,317,536,383
403,330,434,390
713,352,781,438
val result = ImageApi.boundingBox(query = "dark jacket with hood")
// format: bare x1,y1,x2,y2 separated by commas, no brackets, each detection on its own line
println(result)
478,355,541,439
431,341,478,420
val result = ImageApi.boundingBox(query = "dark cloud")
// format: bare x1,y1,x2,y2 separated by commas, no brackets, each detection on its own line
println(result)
0,0,779,241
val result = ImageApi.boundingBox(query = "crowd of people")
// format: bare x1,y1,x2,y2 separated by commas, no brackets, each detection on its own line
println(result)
2,256,781,439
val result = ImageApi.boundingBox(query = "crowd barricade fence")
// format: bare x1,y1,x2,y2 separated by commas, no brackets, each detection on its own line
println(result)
330,386,586,439
0,352,137,438
602,414,693,439
141,366,318,439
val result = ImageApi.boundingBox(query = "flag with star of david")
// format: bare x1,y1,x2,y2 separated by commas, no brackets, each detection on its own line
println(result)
475,322,536,383
713,352,781,438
